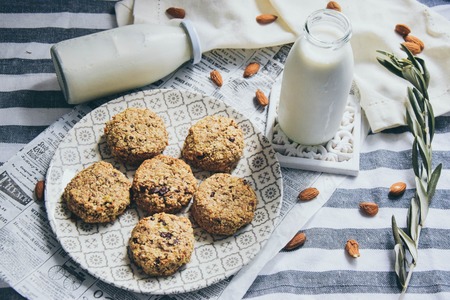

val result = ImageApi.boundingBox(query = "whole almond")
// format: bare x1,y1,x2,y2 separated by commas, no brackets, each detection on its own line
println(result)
166,7,186,19
395,24,411,36
345,239,360,258
35,180,45,201
284,232,306,251
244,62,260,78
255,89,269,107
389,182,407,197
210,70,223,87
359,202,379,216
298,187,319,201
256,14,278,25
326,1,342,12
402,42,421,55
404,35,425,50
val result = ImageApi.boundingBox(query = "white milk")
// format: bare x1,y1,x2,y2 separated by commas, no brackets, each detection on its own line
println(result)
51,23,194,104
278,10,354,145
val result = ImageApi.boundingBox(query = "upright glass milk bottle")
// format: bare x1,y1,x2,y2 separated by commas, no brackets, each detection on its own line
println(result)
277,9,354,145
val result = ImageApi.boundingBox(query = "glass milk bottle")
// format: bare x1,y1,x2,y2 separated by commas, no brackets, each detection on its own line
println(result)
51,20,201,105
277,9,353,145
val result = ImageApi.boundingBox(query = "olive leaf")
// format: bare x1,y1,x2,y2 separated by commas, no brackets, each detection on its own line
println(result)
392,215,402,245
411,139,420,177
394,243,407,287
377,48,441,296
407,197,420,241
427,164,442,199
397,226,418,262
425,99,436,141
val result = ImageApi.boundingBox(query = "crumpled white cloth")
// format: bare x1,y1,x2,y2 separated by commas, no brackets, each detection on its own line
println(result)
116,0,450,133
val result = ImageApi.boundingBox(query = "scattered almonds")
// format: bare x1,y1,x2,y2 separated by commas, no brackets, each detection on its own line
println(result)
326,1,342,12
404,35,424,51
394,24,424,55
359,202,379,216
255,89,269,107
35,180,45,201
298,187,319,201
345,239,360,258
166,7,186,19
389,182,407,197
395,24,411,37
210,70,223,87
256,14,278,25
243,62,260,78
284,232,306,251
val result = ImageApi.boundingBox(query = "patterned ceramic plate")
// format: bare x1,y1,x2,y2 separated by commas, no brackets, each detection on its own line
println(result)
45,89,283,294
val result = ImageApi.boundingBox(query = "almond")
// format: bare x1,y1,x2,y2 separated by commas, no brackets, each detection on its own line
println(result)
298,187,319,201
284,232,306,251
402,42,421,55
359,202,379,216
256,14,278,25
255,89,269,107
345,239,360,258
35,180,45,201
389,181,407,197
404,35,424,50
210,70,223,87
326,1,342,12
166,7,186,19
243,62,260,78
395,24,411,36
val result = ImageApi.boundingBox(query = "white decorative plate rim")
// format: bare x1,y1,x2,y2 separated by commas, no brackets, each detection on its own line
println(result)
45,88,283,295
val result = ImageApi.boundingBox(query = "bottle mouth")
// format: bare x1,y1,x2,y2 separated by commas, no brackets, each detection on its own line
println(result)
304,9,352,49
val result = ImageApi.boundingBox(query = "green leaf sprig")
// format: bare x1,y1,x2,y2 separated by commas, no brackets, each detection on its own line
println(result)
376,45,442,298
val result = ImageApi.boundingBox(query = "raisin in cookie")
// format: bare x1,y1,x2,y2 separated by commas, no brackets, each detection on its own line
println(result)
132,155,197,215
181,115,244,172
129,212,194,276
63,161,131,223
104,107,168,165
191,173,257,235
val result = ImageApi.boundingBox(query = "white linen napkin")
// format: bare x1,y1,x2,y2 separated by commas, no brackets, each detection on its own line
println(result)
115,0,450,133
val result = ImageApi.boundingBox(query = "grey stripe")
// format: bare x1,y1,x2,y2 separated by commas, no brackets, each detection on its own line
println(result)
245,270,450,298
0,28,102,43
0,1,115,13
283,227,450,250
0,126,47,144
0,91,71,109
360,150,450,170
369,115,450,135
0,59,55,74
325,188,450,209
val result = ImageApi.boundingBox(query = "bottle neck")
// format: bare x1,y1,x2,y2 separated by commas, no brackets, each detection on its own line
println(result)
304,9,352,50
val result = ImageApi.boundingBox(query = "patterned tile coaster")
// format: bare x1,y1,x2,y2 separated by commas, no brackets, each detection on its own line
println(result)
266,77,362,176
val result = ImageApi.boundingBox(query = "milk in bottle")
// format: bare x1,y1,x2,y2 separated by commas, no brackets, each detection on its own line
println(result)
278,9,354,145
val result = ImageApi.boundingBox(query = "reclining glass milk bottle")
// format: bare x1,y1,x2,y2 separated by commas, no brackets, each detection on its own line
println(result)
277,9,353,145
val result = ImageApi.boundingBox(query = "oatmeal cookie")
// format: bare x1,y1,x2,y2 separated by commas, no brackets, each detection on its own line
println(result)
63,161,131,223
191,173,257,235
181,115,244,172
132,155,197,215
104,107,168,165
129,212,194,276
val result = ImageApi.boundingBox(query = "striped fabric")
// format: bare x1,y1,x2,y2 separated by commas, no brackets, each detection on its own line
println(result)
245,115,450,299
0,0,449,299
0,1,117,166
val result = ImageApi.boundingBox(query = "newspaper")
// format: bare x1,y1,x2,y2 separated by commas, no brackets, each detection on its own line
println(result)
0,45,346,300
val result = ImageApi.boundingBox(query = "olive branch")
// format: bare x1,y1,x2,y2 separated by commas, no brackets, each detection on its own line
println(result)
376,45,442,297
